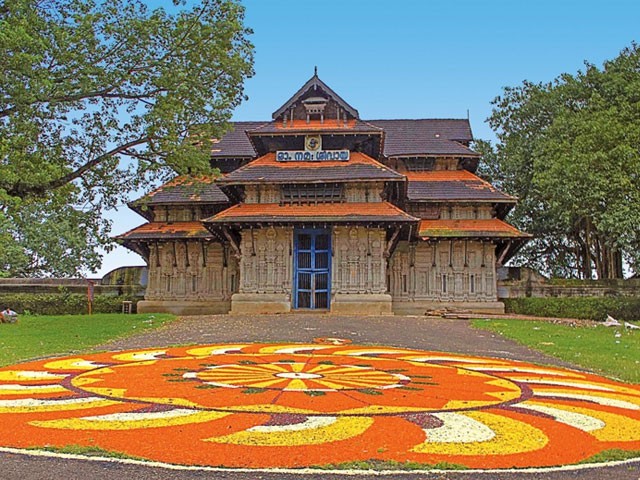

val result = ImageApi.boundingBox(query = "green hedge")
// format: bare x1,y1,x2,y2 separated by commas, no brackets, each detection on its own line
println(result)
503,297,640,321
0,292,139,315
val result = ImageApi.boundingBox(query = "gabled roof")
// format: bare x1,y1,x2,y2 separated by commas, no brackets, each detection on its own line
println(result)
128,176,229,220
418,219,531,239
116,222,213,240
368,119,478,157
211,121,265,158
208,119,479,159
217,152,404,185
272,73,359,120
205,202,418,225
405,170,516,203
130,176,228,206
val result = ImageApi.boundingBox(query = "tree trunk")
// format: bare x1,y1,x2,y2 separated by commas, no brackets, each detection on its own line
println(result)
584,218,593,280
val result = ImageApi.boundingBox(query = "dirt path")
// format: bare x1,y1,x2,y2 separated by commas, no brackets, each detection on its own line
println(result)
99,314,577,368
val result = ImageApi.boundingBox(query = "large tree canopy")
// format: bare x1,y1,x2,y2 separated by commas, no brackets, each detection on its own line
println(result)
0,0,253,277
484,44,640,279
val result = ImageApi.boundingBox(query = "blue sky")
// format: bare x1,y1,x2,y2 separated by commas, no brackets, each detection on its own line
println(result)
96,0,640,277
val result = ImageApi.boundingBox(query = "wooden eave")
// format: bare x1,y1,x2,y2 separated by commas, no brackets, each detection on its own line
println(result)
271,74,359,120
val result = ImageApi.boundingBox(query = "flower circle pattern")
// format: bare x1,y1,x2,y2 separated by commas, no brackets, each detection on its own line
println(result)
1,343,640,470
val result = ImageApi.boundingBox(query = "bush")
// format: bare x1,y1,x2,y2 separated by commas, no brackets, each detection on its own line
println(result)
0,292,139,315
503,297,640,321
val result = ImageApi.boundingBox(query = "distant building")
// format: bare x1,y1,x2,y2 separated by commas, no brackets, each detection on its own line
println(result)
118,74,529,315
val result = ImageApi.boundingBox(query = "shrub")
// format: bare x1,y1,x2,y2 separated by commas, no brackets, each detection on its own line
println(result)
503,297,640,321
0,293,139,315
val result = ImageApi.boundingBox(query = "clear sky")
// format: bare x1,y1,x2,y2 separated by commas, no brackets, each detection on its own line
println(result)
93,0,640,277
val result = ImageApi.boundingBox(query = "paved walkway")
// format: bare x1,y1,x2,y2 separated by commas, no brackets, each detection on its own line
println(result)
2,314,639,480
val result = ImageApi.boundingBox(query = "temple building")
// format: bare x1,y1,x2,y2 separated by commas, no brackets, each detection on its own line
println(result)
118,73,530,315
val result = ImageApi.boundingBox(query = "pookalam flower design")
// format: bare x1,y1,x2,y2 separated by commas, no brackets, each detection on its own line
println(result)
1,343,640,469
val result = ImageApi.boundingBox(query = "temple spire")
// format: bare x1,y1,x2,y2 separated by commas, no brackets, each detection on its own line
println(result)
314,66,318,76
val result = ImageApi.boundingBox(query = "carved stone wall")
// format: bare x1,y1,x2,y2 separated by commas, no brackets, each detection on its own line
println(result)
332,226,387,294
238,227,293,294
344,183,384,202
389,240,497,302
145,241,238,301
243,184,385,204
149,206,202,222
244,185,281,204
440,205,494,220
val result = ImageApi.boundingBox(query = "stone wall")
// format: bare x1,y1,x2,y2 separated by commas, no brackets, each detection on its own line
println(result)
497,267,640,298
331,226,391,314
230,225,392,315
138,240,237,315
390,240,504,314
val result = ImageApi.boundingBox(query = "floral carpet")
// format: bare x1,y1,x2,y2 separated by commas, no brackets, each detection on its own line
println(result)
1,342,640,470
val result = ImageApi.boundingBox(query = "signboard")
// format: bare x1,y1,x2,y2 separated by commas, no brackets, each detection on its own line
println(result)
276,150,350,162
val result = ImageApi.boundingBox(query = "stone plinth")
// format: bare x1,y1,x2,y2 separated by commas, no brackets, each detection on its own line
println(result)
230,293,291,314
331,293,393,315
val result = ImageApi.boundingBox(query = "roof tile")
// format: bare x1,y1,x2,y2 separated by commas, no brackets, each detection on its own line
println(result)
116,222,213,240
206,202,418,224
405,171,515,202
218,152,404,184
418,219,530,239
130,175,229,206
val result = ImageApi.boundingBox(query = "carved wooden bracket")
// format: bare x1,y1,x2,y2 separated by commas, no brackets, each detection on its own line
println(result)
222,227,241,259
384,226,402,258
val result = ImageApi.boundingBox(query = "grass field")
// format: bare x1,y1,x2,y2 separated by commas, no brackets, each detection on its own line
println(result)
0,313,175,366
473,319,640,383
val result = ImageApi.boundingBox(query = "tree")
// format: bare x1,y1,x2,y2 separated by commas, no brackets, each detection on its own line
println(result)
486,44,640,279
0,0,254,276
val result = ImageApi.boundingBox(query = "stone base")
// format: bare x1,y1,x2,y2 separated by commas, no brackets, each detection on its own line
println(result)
331,293,393,315
137,300,230,316
230,293,291,314
392,300,505,316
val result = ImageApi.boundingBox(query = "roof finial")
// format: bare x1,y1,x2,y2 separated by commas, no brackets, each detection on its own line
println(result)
314,66,318,76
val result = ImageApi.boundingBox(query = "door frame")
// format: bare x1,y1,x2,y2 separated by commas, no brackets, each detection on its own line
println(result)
293,228,332,310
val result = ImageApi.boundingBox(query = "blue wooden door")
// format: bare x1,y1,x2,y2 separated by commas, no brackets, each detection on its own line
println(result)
294,229,331,309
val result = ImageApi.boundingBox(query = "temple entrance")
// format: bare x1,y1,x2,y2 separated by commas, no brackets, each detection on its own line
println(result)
293,229,331,309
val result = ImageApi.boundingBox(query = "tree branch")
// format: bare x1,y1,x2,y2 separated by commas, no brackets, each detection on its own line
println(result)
4,136,153,198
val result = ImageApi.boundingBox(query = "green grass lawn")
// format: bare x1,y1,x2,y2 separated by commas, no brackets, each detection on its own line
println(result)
0,313,175,366
473,319,640,383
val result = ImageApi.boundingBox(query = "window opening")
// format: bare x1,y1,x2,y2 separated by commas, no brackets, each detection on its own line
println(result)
281,183,344,204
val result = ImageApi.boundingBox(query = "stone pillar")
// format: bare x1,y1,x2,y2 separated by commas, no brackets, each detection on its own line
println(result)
231,226,292,314
331,226,392,315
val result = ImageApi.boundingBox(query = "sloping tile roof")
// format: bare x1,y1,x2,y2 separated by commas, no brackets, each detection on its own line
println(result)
217,152,404,184
405,170,516,203
248,119,383,134
130,176,229,206
369,119,478,157
206,202,418,224
116,222,213,240
209,119,478,159
418,219,531,239
211,121,265,158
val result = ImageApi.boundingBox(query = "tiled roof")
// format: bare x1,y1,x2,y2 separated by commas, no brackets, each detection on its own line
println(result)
217,152,404,184
209,119,478,159
368,119,478,157
418,219,531,239
205,202,418,224
405,170,516,203
130,176,229,206
116,222,213,240
248,119,383,134
211,121,265,158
